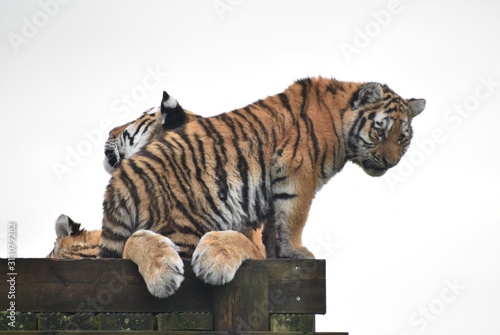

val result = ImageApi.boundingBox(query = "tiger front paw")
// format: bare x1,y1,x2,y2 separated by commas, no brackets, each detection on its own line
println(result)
123,230,184,298
142,251,184,299
192,231,263,285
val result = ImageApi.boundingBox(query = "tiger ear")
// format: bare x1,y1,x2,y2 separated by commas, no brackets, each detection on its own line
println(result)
55,214,82,238
160,91,186,130
358,83,384,105
407,98,426,118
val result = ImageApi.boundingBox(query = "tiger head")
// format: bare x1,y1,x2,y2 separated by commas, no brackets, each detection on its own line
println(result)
104,91,201,174
47,214,101,259
344,82,426,177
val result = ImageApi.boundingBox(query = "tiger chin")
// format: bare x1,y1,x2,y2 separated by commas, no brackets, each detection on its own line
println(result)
99,76,425,298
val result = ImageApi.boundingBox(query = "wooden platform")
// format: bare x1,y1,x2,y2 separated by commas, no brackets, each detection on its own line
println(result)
0,258,347,334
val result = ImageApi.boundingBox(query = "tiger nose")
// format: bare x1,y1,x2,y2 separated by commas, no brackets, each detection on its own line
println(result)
382,155,400,169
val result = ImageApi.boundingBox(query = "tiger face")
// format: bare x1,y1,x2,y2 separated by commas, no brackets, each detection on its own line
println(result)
103,108,157,174
104,92,201,174
344,83,425,177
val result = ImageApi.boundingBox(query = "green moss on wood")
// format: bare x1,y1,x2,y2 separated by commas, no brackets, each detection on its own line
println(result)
0,312,37,331
156,312,213,330
270,314,315,332
37,313,95,330
97,313,154,330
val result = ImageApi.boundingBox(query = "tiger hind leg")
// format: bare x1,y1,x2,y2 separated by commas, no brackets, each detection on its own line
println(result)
191,230,266,285
123,230,184,298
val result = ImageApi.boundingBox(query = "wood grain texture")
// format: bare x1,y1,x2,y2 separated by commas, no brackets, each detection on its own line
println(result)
0,258,330,333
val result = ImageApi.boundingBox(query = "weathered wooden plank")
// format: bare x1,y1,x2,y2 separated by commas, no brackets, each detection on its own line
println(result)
213,262,269,331
0,259,325,314
0,259,212,313
270,314,315,332
156,312,213,330
97,313,155,330
266,259,326,314
0,312,37,331
0,332,310,335
37,312,95,331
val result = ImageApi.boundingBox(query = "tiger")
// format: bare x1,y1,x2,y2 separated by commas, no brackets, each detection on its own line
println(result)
48,91,194,259
48,214,265,285
99,76,426,298
48,92,266,270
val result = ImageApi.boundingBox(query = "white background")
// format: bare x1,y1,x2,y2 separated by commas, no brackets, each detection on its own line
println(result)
1,0,499,334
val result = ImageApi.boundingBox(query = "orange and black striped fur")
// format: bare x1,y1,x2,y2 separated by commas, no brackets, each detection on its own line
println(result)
48,93,199,259
99,77,425,297
47,214,101,259
48,214,265,277
48,93,266,270
104,92,201,174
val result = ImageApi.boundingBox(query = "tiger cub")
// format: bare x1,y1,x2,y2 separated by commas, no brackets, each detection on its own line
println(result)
49,92,266,269
48,92,193,259
99,77,425,298
47,214,101,258
47,91,197,259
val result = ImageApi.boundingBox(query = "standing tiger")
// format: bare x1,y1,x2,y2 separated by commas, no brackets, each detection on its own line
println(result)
100,77,425,298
